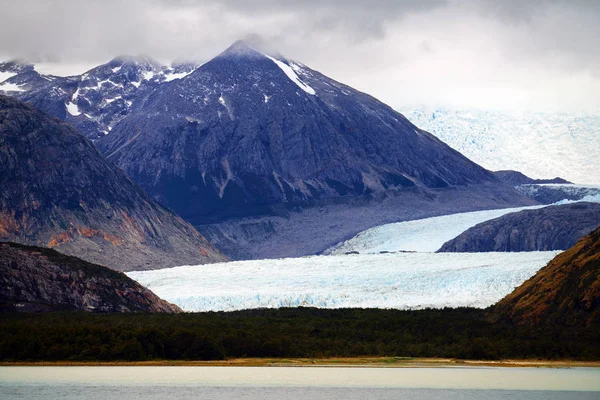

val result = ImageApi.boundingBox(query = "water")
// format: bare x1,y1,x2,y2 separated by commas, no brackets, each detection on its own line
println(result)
1,366,598,399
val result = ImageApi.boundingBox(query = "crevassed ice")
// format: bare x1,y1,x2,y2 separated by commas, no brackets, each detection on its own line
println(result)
128,251,558,312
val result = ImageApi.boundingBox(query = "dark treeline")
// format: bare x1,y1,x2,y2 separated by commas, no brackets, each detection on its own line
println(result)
1,308,598,362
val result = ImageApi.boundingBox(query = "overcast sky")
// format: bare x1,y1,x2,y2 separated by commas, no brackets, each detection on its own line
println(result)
1,0,599,113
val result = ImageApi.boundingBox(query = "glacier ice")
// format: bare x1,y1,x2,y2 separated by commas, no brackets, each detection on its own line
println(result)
325,205,546,255
128,252,558,312
400,106,600,185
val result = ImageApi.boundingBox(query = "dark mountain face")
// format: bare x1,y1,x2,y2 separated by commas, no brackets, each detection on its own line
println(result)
0,242,181,313
2,42,534,259
438,202,600,252
493,225,600,327
1,57,200,140
0,94,227,271
98,41,499,224
493,170,572,185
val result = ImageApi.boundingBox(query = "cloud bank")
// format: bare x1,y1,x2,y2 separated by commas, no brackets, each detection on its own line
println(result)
1,0,598,112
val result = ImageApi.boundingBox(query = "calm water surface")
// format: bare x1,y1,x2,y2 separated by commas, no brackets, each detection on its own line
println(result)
1,366,598,400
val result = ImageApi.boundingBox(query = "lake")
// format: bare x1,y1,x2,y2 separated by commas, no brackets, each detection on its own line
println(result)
1,366,599,399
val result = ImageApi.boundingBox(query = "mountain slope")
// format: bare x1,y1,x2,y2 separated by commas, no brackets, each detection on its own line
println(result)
1,57,200,140
438,202,600,252
493,226,600,327
493,170,571,185
0,94,226,271
99,41,500,225
0,242,181,313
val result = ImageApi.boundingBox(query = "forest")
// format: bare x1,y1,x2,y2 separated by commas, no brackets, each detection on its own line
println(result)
1,307,598,362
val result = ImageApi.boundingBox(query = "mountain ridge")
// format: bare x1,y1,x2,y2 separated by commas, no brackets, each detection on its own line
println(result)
0,94,227,270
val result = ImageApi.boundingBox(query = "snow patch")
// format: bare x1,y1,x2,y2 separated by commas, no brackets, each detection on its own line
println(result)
142,70,154,81
65,102,81,116
0,82,25,92
218,95,234,119
128,251,558,312
111,66,122,73
0,71,17,83
264,54,316,95
105,95,122,104
164,71,192,82
264,94,270,103
130,81,141,88
71,88,80,101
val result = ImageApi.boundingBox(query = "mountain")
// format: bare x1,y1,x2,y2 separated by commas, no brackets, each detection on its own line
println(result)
0,94,227,271
99,41,500,219
399,106,600,185
0,242,181,313
0,57,200,140
1,43,535,259
493,226,600,327
0,60,49,94
92,41,534,258
438,202,600,252
493,170,571,185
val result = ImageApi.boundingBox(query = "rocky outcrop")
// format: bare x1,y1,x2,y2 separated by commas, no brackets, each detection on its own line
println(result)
0,95,227,271
493,226,600,327
0,242,181,313
493,170,571,185
438,202,600,252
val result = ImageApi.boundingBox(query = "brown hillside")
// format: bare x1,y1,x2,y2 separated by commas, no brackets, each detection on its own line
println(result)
493,226,600,327
0,242,181,313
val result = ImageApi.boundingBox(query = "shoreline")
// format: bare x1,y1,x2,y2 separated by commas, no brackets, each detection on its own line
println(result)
3,357,600,368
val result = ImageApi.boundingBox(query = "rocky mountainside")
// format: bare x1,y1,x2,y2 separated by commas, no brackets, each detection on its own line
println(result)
0,242,181,313
2,43,535,259
438,202,600,252
99,41,501,225
0,94,226,271
493,170,571,185
0,57,200,140
493,226,600,327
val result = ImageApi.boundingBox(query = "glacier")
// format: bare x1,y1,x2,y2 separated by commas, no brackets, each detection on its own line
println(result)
128,251,558,312
400,106,600,185
325,205,546,255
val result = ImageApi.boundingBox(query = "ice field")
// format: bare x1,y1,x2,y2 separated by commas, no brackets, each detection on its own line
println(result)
128,251,559,312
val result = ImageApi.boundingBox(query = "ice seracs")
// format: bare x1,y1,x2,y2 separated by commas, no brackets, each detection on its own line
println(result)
128,251,559,312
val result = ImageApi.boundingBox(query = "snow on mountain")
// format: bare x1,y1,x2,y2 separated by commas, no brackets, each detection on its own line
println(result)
128,251,558,312
325,205,547,255
399,106,600,185
98,39,500,227
0,57,202,139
